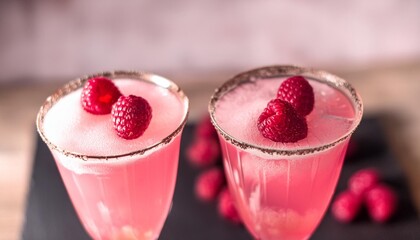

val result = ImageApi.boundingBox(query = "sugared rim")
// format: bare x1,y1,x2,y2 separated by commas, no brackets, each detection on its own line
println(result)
36,70,189,161
208,65,363,156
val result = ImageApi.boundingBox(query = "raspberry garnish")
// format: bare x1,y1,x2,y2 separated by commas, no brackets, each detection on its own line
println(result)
348,168,380,196
81,77,122,114
218,187,242,224
195,168,225,202
331,190,362,223
257,99,308,143
187,137,220,168
111,95,152,140
277,76,314,116
365,184,397,223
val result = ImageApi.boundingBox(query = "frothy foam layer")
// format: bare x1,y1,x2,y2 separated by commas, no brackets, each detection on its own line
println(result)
214,77,355,149
43,79,186,156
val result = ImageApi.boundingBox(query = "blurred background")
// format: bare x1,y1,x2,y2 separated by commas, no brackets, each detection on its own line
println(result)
1,0,420,239
1,0,420,81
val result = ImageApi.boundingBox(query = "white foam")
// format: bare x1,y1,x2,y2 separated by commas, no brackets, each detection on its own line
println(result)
215,78,355,150
43,79,186,156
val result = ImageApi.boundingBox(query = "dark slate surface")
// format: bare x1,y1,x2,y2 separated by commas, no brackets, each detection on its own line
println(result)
22,118,420,240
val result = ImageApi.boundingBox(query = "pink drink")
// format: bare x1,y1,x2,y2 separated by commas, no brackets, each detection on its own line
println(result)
210,66,363,240
37,72,189,240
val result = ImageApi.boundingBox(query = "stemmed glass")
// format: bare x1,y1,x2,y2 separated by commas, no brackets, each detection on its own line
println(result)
36,71,189,240
209,66,363,240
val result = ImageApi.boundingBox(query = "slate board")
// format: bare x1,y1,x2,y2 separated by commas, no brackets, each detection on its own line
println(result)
22,117,420,239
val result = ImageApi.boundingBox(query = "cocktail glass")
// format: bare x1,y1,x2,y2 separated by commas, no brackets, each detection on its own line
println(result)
209,66,363,240
36,71,189,240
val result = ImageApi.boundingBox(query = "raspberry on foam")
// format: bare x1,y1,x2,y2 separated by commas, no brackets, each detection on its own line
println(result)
348,168,380,196
218,187,242,224
81,77,122,114
111,95,152,140
331,190,362,223
365,184,397,223
277,76,314,116
195,167,225,202
257,99,308,143
186,137,220,168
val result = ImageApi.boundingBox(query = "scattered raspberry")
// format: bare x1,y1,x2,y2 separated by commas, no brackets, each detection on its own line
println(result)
277,76,314,116
81,77,122,114
349,168,380,196
365,184,397,223
111,95,152,140
187,137,220,168
218,187,241,224
196,115,218,139
195,168,225,202
257,99,308,143
331,190,362,223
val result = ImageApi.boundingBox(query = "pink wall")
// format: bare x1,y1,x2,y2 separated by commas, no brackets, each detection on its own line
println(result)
1,0,420,82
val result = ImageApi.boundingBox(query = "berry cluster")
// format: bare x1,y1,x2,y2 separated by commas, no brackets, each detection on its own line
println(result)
332,168,397,223
186,116,242,224
81,77,152,140
258,76,314,143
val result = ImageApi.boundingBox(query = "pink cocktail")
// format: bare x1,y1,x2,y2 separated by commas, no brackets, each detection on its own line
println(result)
209,66,363,240
37,71,189,240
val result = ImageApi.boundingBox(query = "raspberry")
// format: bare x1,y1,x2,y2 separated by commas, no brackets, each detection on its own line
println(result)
257,99,308,143
365,184,397,223
331,190,362,223
277,76,314,116
81,77,122,114
187,137,220,168
195,168,225,202
196,115,218,139
348,168,380,196
218,187,241,224
111,95,152,140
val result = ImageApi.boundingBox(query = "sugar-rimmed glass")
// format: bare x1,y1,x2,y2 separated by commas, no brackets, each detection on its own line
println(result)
36,71,189,240
209,65,363,240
